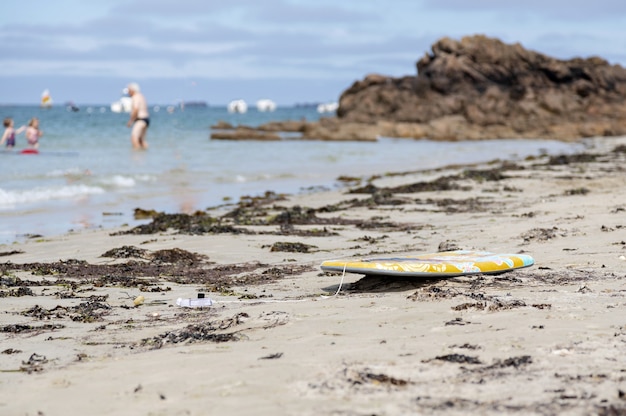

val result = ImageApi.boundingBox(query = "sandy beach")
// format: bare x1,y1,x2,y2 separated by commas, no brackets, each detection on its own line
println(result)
1,135,625,415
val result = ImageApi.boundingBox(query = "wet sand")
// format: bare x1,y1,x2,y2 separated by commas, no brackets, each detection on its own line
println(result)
1,136,625,415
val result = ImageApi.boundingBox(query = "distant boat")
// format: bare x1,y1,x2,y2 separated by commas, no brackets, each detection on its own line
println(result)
184,101,208,108
65,102,80,112
41,89,53,108
228,99,247,114
317,102,338,114
110,96,132,113
256,99,276,112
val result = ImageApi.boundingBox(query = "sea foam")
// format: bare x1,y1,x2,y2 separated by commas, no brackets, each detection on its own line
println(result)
0,185,105,209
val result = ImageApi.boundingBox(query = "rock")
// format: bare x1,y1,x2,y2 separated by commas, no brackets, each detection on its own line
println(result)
211,126,281,141
255,120,308,133
335,35,626,141
211,121,234,130
210,120,307,140
301,118,378,141
218,35,626,141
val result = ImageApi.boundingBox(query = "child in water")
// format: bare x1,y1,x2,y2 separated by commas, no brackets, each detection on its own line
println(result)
1,117,25,149
24,117,43,149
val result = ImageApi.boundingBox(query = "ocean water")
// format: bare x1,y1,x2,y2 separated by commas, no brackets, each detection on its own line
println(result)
0,104,585,245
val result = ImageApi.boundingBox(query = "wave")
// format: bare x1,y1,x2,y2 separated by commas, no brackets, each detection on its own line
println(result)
0,185,105,208
98,175,137,188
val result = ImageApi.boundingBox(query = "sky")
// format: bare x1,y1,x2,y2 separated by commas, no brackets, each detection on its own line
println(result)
1,0,625,106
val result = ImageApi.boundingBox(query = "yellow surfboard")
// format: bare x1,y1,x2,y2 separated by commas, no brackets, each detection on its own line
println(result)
320,250,534,277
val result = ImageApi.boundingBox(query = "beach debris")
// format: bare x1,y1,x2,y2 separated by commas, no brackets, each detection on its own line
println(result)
133,208,159,219
2,348,22,354
350,371,411,387
449,343,481,350
176,296,213,308
1,257,294,289
461,167,509,182
356,219,407,231
564,187,590,196
432,197,495,213
350,174,468,194
140,314,249,349
149,248,205,264
272,224,339,237
268,241,317,253
438,240,461,251
139,285,171,292
520,227,560,243
485,355,532,369
445,317,471,326
452,302,486,311
430,354,482,365
101,245,148,259
133,295,145,306
407,287,463,301
0,250,24,257
21,353,48,373
486,298,527,311
268,205,320,225
548,153,598,165
1,323,64,333
259,352,283,360
69,301,112,323
20,301,110,323
111,211,253,236
101,246,206,264
257,311,290,329
0,286,35,297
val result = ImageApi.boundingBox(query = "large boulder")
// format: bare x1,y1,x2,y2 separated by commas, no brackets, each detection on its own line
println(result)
336,35,626,140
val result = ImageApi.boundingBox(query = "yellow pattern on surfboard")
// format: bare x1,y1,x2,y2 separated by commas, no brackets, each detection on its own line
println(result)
320,250,534,277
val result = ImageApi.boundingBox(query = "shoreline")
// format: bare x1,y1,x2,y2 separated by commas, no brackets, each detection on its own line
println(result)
0,136,585,246
1,135,625,414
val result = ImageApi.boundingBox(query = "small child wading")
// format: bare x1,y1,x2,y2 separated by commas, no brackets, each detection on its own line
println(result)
25,117,43,149
1,117,26,149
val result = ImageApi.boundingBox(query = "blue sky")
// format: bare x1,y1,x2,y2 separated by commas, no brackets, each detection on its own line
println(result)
1,0,625,106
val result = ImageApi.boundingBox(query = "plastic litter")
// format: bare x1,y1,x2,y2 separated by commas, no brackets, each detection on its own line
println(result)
133,295,145,306
176,293,213,308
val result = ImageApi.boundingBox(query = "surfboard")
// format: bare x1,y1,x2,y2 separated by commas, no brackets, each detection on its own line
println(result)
20,148,39,155
320,250,534,277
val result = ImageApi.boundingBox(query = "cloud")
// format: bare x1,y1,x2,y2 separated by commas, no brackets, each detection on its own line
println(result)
421,0,626,21
1,0,625,104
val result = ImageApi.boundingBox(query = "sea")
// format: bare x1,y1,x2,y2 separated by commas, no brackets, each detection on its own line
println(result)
0,104,586,245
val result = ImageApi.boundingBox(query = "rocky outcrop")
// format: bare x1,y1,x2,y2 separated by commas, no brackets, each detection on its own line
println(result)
212,35,626,142
211,120,311,141
334,35,626,141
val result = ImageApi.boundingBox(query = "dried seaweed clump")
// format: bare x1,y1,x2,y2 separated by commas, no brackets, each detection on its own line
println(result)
269,241,317,253
113,212,234,235
101,245,148,259
149,248,206,264
21,301,111,323
140,313,250,349
548,153,597,165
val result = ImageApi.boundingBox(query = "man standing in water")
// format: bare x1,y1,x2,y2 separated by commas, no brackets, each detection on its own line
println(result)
126,82,149,150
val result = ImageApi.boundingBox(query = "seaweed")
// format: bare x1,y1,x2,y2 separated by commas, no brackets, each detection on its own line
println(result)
269,242,317,253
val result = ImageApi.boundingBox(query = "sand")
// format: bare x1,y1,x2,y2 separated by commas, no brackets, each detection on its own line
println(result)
1,136,625,415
